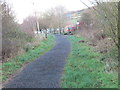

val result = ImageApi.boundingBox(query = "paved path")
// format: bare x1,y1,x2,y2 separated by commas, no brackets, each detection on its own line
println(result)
4,35,71,88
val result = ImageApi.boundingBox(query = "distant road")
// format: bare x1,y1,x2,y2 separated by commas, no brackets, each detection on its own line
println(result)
4,35,71,88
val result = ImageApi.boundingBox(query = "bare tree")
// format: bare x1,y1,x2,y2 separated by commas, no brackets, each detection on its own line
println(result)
80,0,118,48
1,1,33,62
37,6,67,36
54,5,67,34
21,16,37,36
79,0,119,72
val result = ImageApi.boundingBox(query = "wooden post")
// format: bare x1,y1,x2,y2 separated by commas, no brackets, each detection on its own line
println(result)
45,29,47,38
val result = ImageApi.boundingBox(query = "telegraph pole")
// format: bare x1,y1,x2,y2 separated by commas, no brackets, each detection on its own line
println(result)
32,1,39,34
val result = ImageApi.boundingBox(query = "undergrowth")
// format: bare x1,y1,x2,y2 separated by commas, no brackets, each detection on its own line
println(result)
2,35,55,82
61,35,118,88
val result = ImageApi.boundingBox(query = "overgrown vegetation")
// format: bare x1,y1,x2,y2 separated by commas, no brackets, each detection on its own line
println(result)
2,35,55,82
61,36,118,88
1,1,64,83
77,1,118,73
1,0,119,88
1,1,35,62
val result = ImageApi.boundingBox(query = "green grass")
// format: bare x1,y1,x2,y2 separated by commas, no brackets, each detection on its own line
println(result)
61,35,118,88
2,35,55,82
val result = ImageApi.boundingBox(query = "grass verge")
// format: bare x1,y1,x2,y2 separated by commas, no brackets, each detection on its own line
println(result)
2,35,55,83
61,35,118,88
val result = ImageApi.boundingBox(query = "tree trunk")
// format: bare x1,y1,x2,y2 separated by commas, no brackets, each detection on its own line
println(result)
118,2,120,49
117,2,120,72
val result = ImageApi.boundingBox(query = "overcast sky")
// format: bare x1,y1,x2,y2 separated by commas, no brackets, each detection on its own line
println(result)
6,0,94,23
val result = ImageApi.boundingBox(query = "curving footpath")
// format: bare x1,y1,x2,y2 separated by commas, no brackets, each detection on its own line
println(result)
4,35,71,88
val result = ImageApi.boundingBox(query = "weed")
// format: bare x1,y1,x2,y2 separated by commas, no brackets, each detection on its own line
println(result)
2,35,55,82
61,36,118,88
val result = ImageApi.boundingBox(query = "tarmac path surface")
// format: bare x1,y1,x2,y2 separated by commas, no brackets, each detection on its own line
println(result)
4,35,71,88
